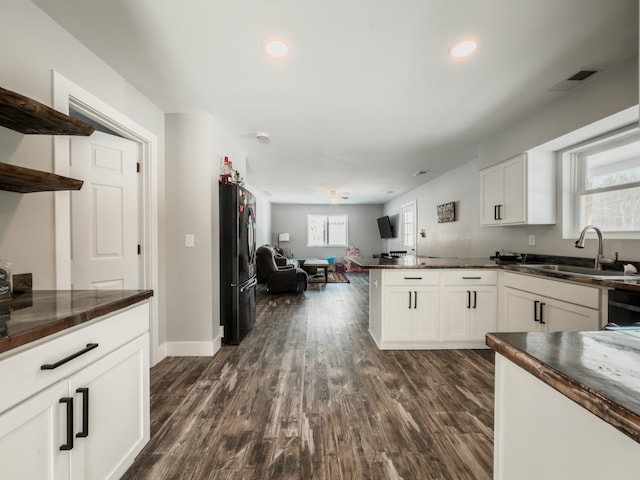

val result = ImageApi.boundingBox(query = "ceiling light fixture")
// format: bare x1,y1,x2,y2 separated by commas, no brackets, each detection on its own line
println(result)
449,39,478,59
413,170,431,177
264,39,289,58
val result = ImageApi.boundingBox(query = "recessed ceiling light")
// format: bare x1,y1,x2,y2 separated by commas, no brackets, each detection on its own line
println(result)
449,39,477,59
264,39,289,58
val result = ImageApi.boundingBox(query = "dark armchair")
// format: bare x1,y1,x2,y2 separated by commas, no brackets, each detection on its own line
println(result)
256,246,307,293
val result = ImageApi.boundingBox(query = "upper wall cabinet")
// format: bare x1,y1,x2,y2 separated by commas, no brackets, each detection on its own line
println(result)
479,152,556,226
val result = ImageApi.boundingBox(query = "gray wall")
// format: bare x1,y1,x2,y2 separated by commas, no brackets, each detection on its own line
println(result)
384,58,640,262
271,203,384,260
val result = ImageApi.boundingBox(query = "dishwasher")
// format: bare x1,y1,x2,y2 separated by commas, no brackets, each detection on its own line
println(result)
605,289,640,329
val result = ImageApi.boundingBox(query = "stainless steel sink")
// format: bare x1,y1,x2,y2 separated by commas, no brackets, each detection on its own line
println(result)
519,264,636,280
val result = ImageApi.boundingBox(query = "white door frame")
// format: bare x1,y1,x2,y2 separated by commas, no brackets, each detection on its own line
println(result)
51,71,162,365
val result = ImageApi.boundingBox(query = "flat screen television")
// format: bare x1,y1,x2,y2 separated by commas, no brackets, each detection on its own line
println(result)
377,216,394,238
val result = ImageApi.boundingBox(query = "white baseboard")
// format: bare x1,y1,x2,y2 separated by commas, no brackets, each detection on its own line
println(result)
164,335,223,357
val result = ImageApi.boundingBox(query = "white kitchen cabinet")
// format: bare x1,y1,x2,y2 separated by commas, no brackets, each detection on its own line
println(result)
480,152,555,226
0,302,150,480
501,272,601,332
494,354,640,480
382,286,440,343
440,270,497,343
376,270,440,348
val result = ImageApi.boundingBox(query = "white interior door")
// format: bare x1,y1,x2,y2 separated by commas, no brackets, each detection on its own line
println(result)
401,201,417,254
70,132,139,290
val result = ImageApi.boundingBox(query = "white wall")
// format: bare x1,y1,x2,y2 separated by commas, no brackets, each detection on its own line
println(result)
271,203,384,259
0,0,165,288
384,57,640,262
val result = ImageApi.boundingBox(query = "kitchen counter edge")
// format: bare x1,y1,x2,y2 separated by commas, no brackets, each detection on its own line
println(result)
0,290,154,355
486,331,640,444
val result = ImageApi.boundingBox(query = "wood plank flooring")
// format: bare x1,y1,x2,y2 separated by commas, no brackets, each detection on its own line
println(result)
122,273,495,479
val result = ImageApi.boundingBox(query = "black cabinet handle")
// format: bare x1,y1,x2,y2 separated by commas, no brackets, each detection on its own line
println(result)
466,291,471,309
462,276,482,280
494,205,498,220
540,303,546,324
41,343,99,370
473,291,477,309
534,300,540,322
76,388,89,438
404,277,423,280
414,291,417,309
60,397,74,451
497,205,503,220
408,291,412,309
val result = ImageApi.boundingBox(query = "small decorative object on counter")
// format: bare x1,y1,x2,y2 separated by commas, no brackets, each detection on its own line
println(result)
219,156,232,184
0,259,11,300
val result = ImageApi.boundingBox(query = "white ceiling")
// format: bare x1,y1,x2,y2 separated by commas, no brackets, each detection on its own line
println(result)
32,0,638,204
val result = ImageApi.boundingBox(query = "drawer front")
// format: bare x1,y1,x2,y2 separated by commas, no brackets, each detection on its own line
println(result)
504,272,599,309
441,270,497,285
0,302,149,415
383,270,440,286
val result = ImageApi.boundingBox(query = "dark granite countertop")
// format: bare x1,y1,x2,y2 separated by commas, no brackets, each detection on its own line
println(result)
0,290,153,355
487,330,640,444
350,256,499,269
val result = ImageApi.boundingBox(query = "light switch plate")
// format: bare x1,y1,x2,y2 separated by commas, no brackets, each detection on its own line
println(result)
185,234,195,248
528,235,535,246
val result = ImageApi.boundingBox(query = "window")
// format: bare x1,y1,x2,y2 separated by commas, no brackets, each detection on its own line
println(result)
567,127,640,237
307,214,348,247
401,201,416,252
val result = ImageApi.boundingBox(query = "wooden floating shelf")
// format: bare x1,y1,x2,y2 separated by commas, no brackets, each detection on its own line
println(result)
0,162,83,193
0,86,95,136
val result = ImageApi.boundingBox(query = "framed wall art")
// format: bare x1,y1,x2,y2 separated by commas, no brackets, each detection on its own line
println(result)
437,202,456,223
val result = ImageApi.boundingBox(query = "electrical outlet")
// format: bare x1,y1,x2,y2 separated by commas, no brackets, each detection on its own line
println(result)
528,235,536,246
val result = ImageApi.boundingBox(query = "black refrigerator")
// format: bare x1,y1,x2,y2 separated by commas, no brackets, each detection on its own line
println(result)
219,183,257,344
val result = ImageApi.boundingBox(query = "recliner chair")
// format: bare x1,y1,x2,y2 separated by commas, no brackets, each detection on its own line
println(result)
256,246,307,293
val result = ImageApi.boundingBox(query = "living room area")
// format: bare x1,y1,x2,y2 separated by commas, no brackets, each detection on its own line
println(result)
256,203,385,293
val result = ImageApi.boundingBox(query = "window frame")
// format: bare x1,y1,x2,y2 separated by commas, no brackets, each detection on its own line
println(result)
562,123,640,240
306,214,349,247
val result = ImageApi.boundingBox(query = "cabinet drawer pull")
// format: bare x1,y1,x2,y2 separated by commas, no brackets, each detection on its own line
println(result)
41,343,99,370
462,276,482,280
76,388,89,438
403,277,423,280
60,397,74,451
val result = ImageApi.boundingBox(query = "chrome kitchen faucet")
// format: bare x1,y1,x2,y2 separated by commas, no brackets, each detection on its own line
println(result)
575,225,614,270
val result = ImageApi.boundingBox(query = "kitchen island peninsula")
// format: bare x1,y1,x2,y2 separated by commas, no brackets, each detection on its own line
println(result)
351,256,499,349
487,330,640,479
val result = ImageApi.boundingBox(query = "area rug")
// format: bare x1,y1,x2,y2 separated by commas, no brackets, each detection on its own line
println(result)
307,271,350,283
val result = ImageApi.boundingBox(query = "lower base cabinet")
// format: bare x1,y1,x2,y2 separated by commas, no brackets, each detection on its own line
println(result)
0,303,150,480
494,354,640,479
440,286,497,342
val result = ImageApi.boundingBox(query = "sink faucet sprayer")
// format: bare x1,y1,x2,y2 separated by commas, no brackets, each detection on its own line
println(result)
574,225,615,270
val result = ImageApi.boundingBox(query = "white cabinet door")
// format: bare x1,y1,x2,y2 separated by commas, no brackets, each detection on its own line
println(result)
501,154,526,224
480,165,502,225
541,299,600,332
0,381,70,480
70,334,149,480
382,287,413,341
502,287,542,332
470,287,498,341
441,286,498,341
412,286,440,341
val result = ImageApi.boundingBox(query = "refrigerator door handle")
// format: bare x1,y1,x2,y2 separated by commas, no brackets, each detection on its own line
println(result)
240,277,257,293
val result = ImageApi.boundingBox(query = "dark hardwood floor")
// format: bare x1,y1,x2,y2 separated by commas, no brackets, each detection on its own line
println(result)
122,272,495,479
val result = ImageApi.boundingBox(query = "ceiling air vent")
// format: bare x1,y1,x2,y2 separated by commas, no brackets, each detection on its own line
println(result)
550,67,602,92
